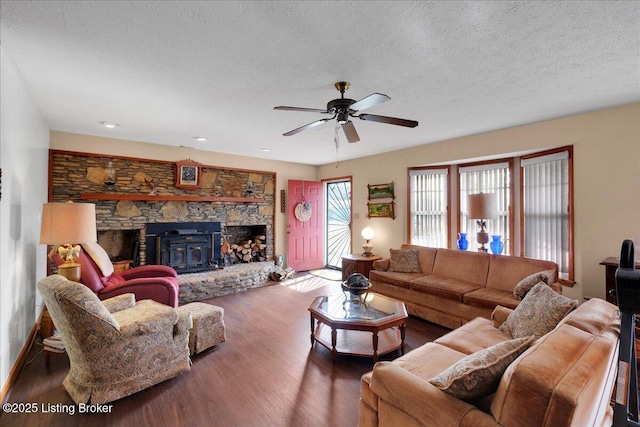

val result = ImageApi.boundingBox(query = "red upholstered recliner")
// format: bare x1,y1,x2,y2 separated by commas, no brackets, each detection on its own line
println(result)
53,242,179,307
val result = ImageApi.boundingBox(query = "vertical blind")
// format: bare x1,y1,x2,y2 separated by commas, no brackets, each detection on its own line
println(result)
522,151,570,279
409,168,448,248
459,162,511,253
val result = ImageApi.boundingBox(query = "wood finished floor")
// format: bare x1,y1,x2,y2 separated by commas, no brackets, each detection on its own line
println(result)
1,273,449,427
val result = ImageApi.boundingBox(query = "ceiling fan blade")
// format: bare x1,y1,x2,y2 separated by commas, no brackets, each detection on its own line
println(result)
341,121,360,143
349,93,390,111
283,119,331,136
274,106,329,113
358,114,418,128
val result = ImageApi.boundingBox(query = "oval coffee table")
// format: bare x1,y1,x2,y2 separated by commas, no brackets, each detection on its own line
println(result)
308,293,407,362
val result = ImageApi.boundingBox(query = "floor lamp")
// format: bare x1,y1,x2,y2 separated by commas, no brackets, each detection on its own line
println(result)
40,202,97,282
467,193,497,253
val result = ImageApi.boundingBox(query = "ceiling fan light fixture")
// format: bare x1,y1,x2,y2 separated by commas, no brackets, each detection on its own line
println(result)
337,111,349,125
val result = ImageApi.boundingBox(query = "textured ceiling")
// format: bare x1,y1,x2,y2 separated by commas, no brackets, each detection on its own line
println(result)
1,1,639,165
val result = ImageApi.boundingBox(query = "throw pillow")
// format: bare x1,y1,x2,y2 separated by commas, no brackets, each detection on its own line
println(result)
429,336,535,400
513,270,556,300
389,249,420,273
500,282,578,339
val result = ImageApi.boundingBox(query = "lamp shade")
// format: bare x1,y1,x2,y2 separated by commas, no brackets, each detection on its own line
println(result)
361,226,375,241
40,202,97,244
467,193,498,220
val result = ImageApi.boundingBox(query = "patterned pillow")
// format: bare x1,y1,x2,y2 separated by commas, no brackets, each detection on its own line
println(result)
429,336,535,400
513,270,556,300
500,282,578,339
389,249,420,273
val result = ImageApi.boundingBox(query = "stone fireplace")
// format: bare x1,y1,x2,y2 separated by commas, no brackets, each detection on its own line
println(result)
48,150,276,274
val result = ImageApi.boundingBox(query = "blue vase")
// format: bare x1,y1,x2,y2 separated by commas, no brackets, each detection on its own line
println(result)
490,235,504,255
457,233,469,251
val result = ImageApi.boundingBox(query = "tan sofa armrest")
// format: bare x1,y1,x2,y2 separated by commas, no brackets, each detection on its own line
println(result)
370,362,499,426
101,293,136,313
373,258,390,272
491,305,514,328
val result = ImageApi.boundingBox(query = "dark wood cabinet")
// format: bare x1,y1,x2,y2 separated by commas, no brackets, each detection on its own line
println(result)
342,254,382,281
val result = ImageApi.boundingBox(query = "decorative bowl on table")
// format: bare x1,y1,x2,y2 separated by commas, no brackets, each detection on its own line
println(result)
342,273,372,296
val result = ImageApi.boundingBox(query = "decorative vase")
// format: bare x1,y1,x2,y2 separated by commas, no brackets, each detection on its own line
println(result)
457,233,469,251
490,235,504,255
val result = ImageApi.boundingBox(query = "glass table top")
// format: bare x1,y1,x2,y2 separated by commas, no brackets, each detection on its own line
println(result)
310,293,405,322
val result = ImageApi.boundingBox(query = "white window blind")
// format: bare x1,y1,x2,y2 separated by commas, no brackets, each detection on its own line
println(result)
522,151,570,279
459,162,511,253
409,168,448,248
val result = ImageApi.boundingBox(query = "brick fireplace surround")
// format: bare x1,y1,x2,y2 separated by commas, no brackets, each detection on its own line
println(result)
48,150,276,275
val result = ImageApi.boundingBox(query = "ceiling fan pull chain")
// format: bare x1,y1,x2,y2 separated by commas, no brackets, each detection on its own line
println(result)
334,120,340,167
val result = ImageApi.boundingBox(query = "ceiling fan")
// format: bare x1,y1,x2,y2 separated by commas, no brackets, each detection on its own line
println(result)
274,82,418,143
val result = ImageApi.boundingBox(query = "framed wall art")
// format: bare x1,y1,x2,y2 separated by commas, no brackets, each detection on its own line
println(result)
175,159,203,189
367,182,394,200
367,201,395,219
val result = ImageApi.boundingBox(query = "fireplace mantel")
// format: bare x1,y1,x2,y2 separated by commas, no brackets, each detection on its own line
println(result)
81,193,262,203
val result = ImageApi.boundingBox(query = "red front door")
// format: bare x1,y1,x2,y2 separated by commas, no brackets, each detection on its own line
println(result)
287,180,324,271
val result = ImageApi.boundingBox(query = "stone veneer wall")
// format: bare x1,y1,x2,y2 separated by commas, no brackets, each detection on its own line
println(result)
49,150,276,264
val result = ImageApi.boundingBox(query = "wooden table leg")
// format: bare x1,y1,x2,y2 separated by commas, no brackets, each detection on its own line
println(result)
309,315,315,346
372,332,379,362
331,327,337,362
400,322,406,355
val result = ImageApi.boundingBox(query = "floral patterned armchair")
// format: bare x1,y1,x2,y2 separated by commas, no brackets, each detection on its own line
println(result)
37,274,192,404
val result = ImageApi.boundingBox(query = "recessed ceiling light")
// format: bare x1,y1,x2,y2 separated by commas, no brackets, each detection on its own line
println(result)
99,121,118,129
193,136,208,142
260,148,271,152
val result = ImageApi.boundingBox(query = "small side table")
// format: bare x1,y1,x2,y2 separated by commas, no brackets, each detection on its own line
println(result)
113,260,133,275
342,254,382,281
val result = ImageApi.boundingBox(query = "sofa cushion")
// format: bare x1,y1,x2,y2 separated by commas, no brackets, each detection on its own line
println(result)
389,249,421,273
410,275,482,302
434,317,511,355
485,254,557,293
429,336,535,400
393,342,469,380
499,282,578,339
513,270,556,299
431,249,490,286
400,244,438,275
369,270,425,289
463,287,520,310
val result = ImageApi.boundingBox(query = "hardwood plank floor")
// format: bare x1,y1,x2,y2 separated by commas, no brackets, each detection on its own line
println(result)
0,273,449,427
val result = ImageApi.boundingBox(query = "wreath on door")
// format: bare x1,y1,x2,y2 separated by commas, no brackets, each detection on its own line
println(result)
294,181,312,222
294,200,312,222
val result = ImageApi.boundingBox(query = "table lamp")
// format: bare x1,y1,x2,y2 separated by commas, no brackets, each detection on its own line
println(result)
467,193,497,253
361,226,375,257
40,202,97,281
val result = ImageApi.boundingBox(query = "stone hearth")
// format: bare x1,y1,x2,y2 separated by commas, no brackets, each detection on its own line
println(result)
178,261,276,303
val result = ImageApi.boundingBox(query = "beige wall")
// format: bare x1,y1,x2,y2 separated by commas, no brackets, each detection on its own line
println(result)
49,131,318,263
1,47,50,393
319,102,640,302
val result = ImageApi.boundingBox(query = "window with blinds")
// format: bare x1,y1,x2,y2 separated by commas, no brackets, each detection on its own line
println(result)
521,149,571,280
409,168,449,248
459,162,511,254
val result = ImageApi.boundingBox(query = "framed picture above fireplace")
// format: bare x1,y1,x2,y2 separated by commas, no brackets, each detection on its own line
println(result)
175,159,202,189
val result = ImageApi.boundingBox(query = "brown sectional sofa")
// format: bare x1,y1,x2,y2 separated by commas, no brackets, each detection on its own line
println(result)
370,245,561,329
359,298,620,427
